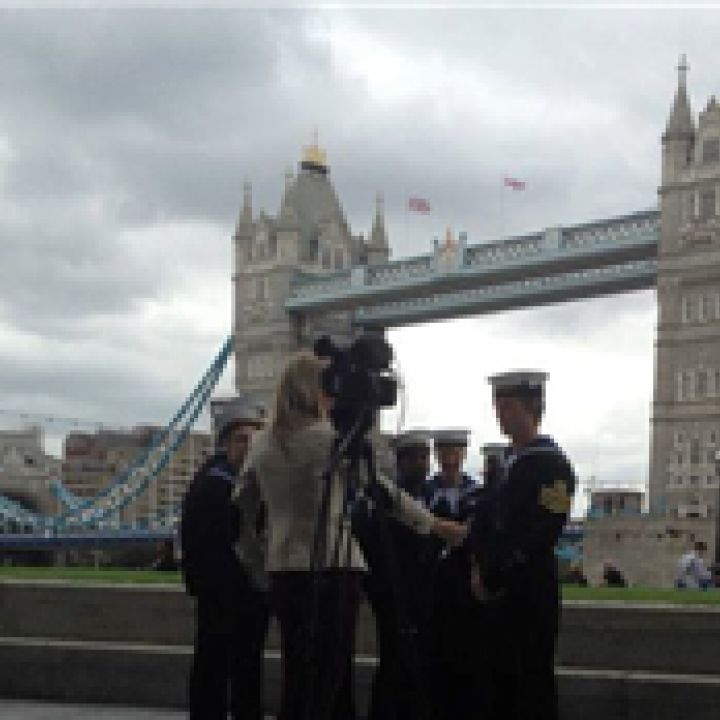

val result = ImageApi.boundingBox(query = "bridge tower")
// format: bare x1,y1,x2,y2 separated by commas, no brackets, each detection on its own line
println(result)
232,139,390,409
652,56,720,517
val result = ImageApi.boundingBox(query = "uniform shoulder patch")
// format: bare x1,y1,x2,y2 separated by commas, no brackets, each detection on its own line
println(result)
538,478,571,514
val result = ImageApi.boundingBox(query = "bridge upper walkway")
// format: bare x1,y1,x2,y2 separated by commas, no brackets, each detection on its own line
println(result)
286,208,659,327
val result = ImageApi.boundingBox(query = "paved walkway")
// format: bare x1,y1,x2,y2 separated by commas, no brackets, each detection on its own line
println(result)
0,701,276,719
0,701,186,718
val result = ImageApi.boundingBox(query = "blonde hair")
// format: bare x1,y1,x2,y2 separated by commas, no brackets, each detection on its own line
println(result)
270,351,324,441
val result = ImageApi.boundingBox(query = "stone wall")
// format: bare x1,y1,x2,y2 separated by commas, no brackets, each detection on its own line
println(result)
583,515,716,587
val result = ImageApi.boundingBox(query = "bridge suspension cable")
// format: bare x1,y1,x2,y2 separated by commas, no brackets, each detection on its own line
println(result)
50,336,231,516
0,335,233,531
56,335,232,529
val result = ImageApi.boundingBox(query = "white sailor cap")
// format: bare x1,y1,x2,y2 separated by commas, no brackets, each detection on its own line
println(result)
212,395,266,443
488,370,547,399
481,443,507,461
433,428,470,449
393,430,432,453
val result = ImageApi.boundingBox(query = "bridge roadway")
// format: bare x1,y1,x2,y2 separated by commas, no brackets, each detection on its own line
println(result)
286,208,659,327
0,530,173,550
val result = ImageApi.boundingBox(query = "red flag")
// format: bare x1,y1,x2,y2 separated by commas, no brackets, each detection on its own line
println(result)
503,177,526,191
408,196,431,213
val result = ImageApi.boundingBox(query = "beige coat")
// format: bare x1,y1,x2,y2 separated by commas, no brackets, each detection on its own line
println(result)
233,420,434,584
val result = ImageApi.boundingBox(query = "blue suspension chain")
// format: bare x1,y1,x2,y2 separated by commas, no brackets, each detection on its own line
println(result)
1,335,233,531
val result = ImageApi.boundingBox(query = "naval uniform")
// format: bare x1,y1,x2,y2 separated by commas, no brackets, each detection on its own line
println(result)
424,472,476,522
180,454,269,720
468,435,576,720
424,472,485,720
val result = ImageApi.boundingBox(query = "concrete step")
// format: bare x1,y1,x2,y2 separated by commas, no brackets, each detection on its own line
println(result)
4,581,720,676
1,637,720,720
557,600,720,675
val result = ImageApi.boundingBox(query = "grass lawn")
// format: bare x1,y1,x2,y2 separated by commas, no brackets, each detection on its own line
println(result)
561,584,720,605
0,565,182,585
1,566,720,604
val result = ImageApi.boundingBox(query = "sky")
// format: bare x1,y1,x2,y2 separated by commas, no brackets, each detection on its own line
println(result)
0,6,718,513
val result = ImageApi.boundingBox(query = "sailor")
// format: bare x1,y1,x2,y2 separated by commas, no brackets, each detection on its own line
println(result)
424,429,482,720
424,429,476,521
180,398,269,720
363,429,437,720
468,370,577,720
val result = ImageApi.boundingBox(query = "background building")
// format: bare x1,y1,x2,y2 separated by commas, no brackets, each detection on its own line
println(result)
589,489,644,518
583,515,714,588
62,426,211,527
0,426,60,524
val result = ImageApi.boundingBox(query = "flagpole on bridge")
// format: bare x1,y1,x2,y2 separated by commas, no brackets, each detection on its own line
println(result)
499,176,506,240
407,196,432,247
500,176,527,239
404,195,409,248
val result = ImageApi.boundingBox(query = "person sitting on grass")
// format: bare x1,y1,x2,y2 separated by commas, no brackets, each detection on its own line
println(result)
602,560,627,588
676,541,713,590
152,539,179,572
565,561,588,587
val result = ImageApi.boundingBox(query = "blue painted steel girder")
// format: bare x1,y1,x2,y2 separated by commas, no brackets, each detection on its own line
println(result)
353,259,658,329
286,209,659,316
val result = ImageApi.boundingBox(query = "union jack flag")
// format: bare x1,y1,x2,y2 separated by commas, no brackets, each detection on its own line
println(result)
408,196,431,213
503,177,526,191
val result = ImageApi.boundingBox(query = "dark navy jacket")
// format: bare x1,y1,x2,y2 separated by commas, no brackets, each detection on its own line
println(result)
468,436,576,614
180,453,249,598
353,474,436,629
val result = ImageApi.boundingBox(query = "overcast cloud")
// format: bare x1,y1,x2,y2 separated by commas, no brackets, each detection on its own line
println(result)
1,7,718,513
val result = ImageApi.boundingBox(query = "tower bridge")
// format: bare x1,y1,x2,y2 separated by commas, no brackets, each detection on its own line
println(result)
0,59,718,539
235,57,720,527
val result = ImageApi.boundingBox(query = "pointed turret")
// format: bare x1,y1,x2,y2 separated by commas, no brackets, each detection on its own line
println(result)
366,193,390,265
370,194,388,247
664,54,694,139
284,166,294,194
237,181,253,229
662,55,695,184
278,166,299,228
699,94,720,129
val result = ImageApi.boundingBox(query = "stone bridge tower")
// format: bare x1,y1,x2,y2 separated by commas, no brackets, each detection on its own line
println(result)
651,56,720,517
232,140,390,409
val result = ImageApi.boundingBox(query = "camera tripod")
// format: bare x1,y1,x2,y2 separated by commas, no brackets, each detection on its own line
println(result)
304,409,432,720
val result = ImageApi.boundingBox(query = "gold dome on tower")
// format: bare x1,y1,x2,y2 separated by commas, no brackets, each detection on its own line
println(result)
300,131,329,175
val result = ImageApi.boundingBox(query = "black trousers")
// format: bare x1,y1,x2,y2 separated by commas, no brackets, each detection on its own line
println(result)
479,598,559,720
426,549,488,720
365,583,431,720
189,588,269,720
271,570,361,720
